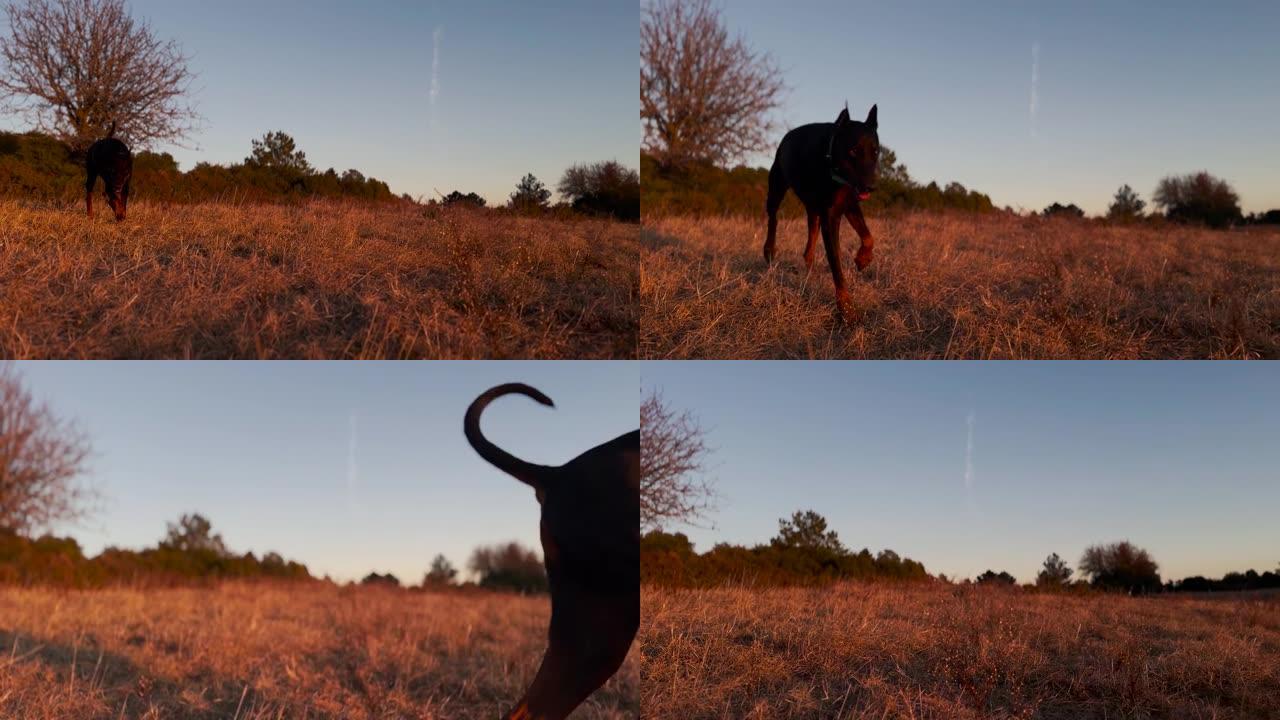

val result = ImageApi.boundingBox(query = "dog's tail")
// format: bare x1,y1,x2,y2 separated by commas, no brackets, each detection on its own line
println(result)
107,121,116,139
464,384,555,491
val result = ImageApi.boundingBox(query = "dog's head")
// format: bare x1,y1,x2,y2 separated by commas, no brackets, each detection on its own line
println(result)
105,179,129,221
830,104,879,200
103,147,132,221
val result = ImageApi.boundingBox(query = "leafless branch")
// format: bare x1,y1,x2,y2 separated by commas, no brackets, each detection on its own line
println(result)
0,0,200,151
640,387,717,532
641,0,787,169
0,363,95,535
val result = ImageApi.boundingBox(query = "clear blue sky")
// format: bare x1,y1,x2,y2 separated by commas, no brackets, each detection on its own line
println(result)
643,361,1280,584
18,361,638,584
3,0,638,204
721,0,1280,215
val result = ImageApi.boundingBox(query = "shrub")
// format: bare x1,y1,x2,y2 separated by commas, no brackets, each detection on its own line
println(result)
1153,171,1242,228
1079,541,1161,595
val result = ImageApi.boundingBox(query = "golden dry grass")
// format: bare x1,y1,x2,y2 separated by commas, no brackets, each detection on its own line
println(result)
0,200,638,359
640,212,1280,358
640,582,1280,720
0,582,637,719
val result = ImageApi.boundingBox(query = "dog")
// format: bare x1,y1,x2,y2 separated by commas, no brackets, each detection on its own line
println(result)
464,384,639,720
765,104,880,319
85,122,133,221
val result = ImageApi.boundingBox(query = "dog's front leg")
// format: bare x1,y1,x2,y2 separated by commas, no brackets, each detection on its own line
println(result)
846,207,875,271
820,210,853,319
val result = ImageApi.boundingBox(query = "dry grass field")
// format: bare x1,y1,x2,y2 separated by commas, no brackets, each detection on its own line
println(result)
0,200,638,359
640,582,1280,720
640,212,1280,359
0,582,637,719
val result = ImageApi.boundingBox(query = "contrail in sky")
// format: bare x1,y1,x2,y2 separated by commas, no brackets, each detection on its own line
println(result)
430,27,443,107
347,412,359,509
964,411,976,498
1030,42,1040,136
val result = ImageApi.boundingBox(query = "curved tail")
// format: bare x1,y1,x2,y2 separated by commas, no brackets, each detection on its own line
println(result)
465,384,556,490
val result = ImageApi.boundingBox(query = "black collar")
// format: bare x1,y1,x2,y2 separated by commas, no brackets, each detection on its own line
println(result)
825,129,853,188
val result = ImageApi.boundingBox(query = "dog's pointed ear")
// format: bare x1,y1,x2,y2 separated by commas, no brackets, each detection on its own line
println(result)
865,104,878,130
836,106,851,127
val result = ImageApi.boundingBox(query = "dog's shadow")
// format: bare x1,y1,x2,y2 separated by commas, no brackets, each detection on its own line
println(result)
0,628,239,719
640,227,683,252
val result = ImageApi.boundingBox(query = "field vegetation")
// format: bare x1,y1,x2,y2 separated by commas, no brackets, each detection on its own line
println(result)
640,581,1280,719
640,211,1280,359
0,582,638,719
0,199,638,358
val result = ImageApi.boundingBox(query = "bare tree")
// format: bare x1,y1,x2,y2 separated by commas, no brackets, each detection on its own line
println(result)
0,364,93,534
641,0,786,169
640,387,716,531
0,0,199,151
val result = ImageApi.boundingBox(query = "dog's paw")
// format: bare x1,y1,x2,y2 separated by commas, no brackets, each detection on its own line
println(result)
855,246,874,271
835,293,860,323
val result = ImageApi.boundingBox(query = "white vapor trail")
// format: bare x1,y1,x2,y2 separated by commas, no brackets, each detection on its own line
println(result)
430,27,443,107
347,412,359,503
1029,42,1040,136
964,411,976,495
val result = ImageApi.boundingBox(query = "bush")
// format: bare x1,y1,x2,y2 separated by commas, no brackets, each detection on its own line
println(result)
468,541,547,594
976,570,1017,586
361,572,401,587
1043,202,1085,219
1080,541,1162,595
558,161,640,222
1153,171,1242,228
442,190,487,208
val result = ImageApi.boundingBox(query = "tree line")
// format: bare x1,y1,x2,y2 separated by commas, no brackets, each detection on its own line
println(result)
642,510,929,587
0,512,549,593
0,514,311,588
975,542,1280,596
0,129,399,204
0,129,640,221
1041,175,1277,229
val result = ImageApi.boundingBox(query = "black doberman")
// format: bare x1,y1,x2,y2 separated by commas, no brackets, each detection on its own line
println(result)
85,123,133,221
765,104,880,319
464,383,639,720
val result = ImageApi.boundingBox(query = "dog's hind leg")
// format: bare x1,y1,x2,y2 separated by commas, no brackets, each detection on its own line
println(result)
820,210,854,319
84,171,97,218
504,588,636,720
845,207,875,271
764,162,786,264
803,213,820,270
